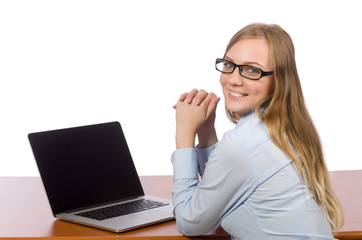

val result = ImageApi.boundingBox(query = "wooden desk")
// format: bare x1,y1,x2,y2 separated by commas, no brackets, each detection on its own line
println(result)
0,171,361,239
330,170,362,240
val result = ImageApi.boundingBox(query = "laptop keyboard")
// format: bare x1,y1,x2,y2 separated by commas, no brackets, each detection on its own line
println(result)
75,199,169,221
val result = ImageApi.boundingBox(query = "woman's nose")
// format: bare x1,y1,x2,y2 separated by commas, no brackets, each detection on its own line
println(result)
228,69,244,86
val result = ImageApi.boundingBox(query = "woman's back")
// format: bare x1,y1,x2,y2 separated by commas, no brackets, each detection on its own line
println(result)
173,111,335,239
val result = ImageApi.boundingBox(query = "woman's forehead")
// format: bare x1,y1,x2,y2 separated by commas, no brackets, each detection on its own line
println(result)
226,38,271,69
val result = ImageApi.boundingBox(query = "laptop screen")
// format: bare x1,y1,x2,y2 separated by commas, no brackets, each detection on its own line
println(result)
28,122,144,215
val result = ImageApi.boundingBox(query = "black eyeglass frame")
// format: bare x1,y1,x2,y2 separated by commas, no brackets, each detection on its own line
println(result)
215,58,273,80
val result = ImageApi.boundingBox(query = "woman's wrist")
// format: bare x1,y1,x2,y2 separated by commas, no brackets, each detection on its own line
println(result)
176,130,196,149
197,127,218,149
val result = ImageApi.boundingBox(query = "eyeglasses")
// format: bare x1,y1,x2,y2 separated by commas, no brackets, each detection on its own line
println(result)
215,58,273,80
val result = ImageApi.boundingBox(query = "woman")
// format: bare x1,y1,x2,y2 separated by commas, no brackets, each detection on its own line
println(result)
172,23,343,239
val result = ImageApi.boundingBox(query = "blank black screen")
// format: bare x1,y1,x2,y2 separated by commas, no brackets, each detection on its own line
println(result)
28,122,144,215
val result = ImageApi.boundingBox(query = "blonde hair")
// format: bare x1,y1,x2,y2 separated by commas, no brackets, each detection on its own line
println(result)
224,23,344,230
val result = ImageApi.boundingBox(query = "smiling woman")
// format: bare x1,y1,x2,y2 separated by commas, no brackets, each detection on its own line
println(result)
219,38,274,120
172,23,343,240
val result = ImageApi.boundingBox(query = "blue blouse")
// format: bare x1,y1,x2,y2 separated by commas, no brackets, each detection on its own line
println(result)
171,110,335,240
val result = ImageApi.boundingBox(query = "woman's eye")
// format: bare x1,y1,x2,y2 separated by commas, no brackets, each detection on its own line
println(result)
246,66,260,75
224,62,234,68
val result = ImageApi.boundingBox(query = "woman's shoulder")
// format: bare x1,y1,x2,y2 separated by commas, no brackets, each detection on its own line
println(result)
211,112,269,168
217,112,292,184
226,111,270,150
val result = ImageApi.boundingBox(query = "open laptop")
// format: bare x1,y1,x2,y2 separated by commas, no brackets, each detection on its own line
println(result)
28,121,174,233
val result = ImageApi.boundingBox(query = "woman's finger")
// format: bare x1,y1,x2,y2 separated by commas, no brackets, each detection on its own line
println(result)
173,91,190,109
194,89,208,105
207,94,220,115
185,89,199,104
199,92,220,117
173,89,216,109
178,92,188,102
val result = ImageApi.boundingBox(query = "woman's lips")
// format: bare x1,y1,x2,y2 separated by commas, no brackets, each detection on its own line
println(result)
228,91,248,98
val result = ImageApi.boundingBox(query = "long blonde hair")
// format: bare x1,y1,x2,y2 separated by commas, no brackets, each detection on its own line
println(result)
224,23,344,230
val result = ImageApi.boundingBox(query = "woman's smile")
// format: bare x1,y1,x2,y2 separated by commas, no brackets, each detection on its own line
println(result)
228,90,248,99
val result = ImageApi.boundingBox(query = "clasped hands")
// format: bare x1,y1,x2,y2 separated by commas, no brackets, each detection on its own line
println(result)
173,89,220,150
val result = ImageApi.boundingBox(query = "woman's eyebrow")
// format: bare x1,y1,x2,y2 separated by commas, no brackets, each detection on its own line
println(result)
243,61,266,69
225,57,266,69
224,56,234,62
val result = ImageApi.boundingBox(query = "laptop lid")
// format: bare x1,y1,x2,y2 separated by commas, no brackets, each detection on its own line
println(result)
28,121,144,216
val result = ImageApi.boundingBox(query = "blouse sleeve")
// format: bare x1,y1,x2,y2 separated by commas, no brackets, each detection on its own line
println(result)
196,144,216,177
171,132,257,236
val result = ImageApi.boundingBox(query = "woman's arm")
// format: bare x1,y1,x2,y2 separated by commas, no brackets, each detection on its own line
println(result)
171,89,257,236
171,133,256,236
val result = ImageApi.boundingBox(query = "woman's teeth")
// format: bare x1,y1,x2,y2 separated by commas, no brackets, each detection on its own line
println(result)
230,92,244,97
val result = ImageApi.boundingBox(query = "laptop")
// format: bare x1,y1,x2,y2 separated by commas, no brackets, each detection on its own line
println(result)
28,121,174,233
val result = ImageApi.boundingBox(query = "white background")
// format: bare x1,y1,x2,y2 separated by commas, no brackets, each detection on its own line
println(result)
1,0,361,176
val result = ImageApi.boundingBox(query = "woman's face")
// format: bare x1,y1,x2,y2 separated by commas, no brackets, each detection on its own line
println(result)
220,38,274,120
